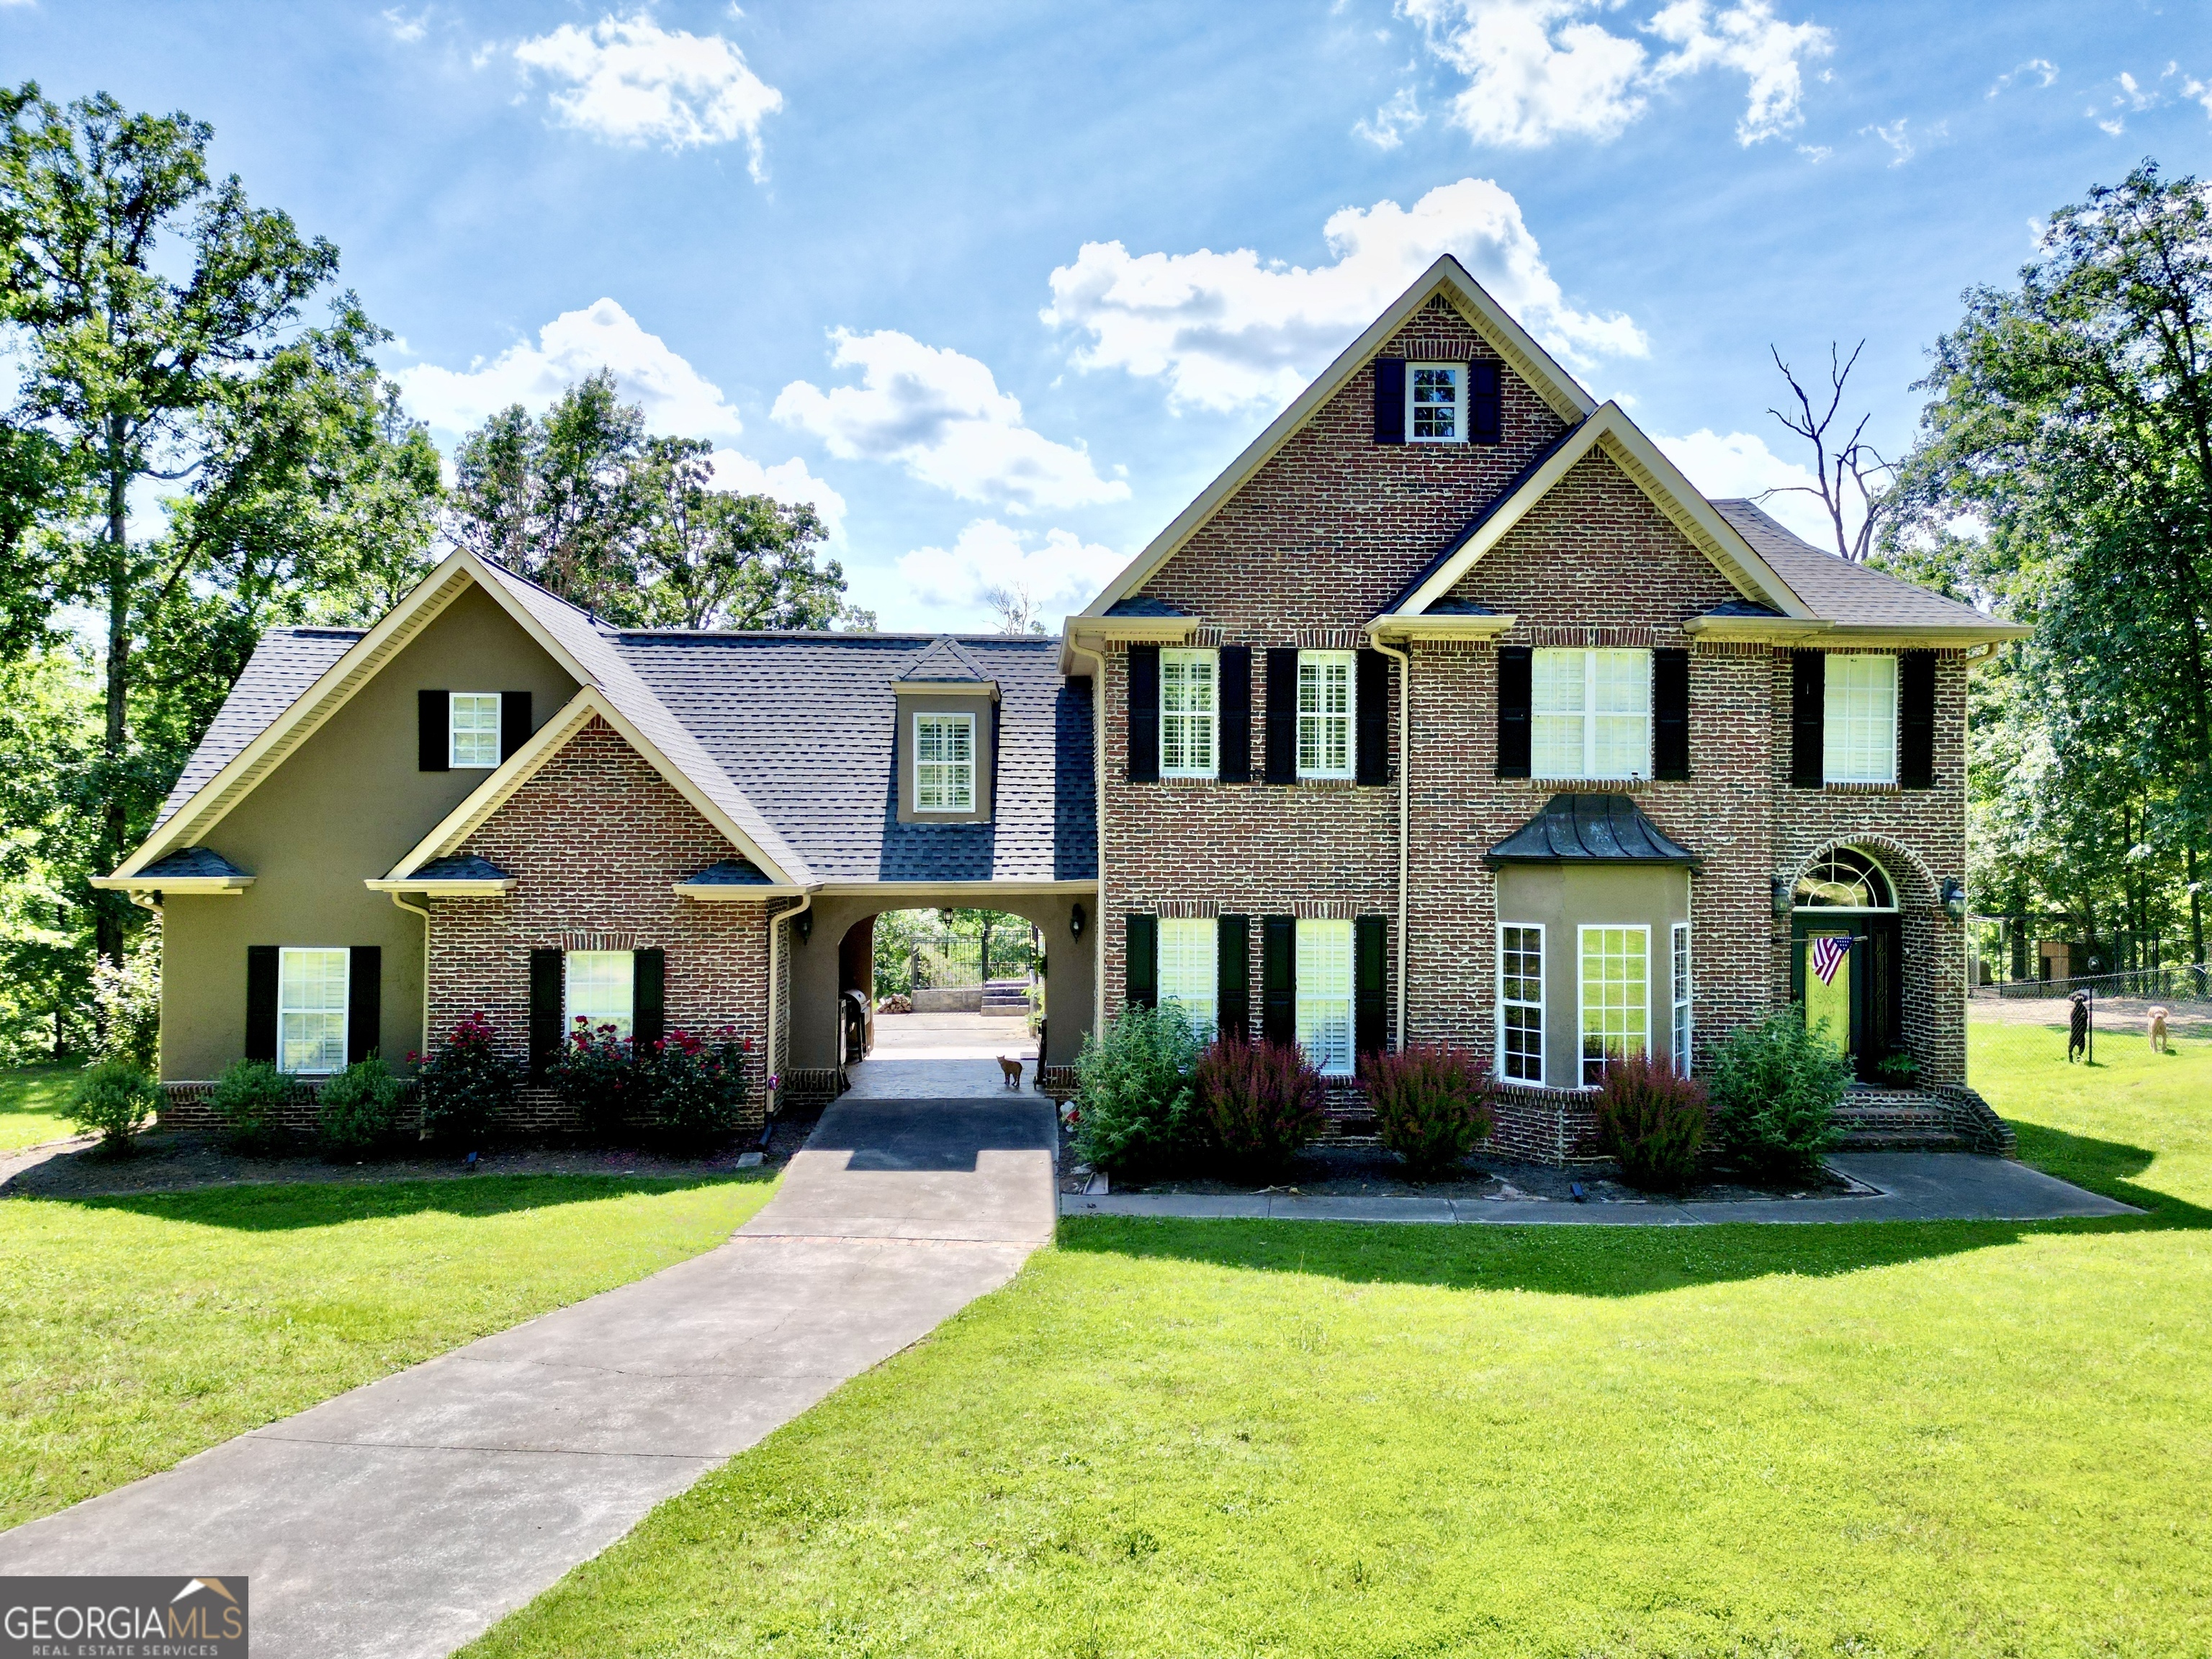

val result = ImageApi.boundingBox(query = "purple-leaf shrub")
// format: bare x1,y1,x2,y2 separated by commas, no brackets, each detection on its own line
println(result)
1195,1038,1326,1180
1594,1053,1709,1190
1360,1043,1495,1179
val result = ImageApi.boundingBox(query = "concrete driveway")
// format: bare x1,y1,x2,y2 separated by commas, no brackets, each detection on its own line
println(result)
0,1082,1056,1659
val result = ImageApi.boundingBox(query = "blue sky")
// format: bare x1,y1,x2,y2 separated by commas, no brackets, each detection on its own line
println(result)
9,0,2212,630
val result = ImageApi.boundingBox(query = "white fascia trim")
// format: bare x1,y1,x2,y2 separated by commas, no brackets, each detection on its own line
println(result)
1366,613,1519,642
1078,254,1599,622
88,874,252,894
1682,617,2032,647
1394,405,1816,621
363,878,517,896
671,881,809,901
379,685,802,888
891,680,1001,701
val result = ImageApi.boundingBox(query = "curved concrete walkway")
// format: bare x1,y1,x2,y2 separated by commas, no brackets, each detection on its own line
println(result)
0,1082,1056,1659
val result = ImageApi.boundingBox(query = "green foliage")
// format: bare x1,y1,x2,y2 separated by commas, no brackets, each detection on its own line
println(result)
1193,1039,1326,1180
449,372,867,631
1360,1041,1496,1178
1593,1053,1709,1190
415,1014,520,1149
1706,1007,1850,1175
210,1058,300,1154
62,1057,159,1154
315,1055,405,1160
90,930,161,1070
648,1030,752,1153
1072,1004,1202,1179
550,1020,649,1143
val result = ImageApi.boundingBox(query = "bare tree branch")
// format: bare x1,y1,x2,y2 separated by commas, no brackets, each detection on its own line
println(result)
981,583,1048,634
1763,341,1897,561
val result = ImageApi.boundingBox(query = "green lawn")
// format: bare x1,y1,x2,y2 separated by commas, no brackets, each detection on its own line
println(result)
0,1174,773,1529
0,1064,78,1151
467,1029,2212,1659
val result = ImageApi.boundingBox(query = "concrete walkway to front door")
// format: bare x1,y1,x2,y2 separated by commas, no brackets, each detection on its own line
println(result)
0,1087,1057,1659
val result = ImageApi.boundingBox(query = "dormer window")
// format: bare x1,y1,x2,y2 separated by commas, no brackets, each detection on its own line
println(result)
449,693,503,768
914,713,976,811
1408,364,1465,444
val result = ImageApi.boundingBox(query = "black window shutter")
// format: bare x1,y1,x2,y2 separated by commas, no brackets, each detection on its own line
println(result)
1898,652,1936,789
500,691,532,761
633,948,665,1049
1127,645,1160,783
1261,916,1295,1046
1355,648,1390,786
1218,645,1252,783
347,946,381,1065
1791,652,1826,788
1217,914,1250,1044
529,948,564,1077
1497,646,1532,778
1354,916,1387,1061
418,690,450,773
1124,914,1158,1010
1468,361,1502,444
246,945,279,1062
1372,358,1406,444
1653,647,1690,781
1264,648,1298,784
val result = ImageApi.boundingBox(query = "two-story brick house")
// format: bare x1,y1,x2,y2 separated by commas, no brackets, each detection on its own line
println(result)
100,255,2023,1157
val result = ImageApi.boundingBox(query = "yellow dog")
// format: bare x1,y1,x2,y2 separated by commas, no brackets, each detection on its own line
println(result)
2147,1005,2171,1054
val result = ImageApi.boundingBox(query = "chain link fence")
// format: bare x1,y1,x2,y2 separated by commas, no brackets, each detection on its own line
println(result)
1969,968,2210,1105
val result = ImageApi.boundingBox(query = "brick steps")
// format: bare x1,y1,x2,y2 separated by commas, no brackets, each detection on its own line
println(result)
981,978,1031,1015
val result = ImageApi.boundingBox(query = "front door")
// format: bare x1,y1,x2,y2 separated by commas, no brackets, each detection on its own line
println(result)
1790,912,1902,1083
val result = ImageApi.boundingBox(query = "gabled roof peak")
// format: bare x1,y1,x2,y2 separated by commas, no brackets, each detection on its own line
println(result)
896,635,993,683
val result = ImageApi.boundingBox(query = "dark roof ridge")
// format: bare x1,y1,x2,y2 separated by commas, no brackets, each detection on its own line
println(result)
607,626,1063,644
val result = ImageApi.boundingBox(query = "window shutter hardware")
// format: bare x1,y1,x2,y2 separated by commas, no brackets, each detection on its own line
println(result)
1124,914,1158,1010
1468,361,1502,444
1263,649,1298,784
1260,917,1295,1046
1218,915,1251,1043
1898,652,1936,789
418,689,450,773
245,945,279,1062
1372,358,1406,444
1218,646,1252,783
1790,651,1826,788
1653,647,1690,781
1127,645,1160,783
529,948,563,1078
1355,648,1390,785
347,947,381,1066
1354,916,1388,1059
1496,646,1532,778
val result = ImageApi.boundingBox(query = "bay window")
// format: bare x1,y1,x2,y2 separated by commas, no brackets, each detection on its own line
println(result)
1499,924,1544,1084
1578,925,1650,1085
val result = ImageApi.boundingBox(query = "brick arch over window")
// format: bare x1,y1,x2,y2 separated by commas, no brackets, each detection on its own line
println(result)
1785,835,1940,912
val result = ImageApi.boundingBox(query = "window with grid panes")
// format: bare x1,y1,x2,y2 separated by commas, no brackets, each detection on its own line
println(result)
1499,925,1544,1083
449,693,502,768
1295,919,1354,1075
1822,653,1897,783
1157,918,1218,1036
1159,649,1217,778
1532,649,1650,779
278,948,349,1074
914,713,976,811
1671,923,1691,1078
1578,925,1650,1085
1296,652,1354,779
565,950,634,1040
1408,364,1464,442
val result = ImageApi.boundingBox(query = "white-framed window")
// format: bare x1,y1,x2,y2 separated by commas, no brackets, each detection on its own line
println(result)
914,713,976,811
1671,922,1692,1078
1407,363,1465,444
1160,649,1218,778
1532,648,1651,780
450,693,503,768
1499,924,1544,1084
1578,925,1650,1086
1824,654,1897,784
1297,651,1355,779
566,950,634,1040
1159,917,1218,1037
1296,919,1355,1076
278,947,350,1075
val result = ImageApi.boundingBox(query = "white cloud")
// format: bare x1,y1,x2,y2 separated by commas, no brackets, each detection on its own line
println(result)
889,520,1126,629
1399,0,1829,149
1655,428,1843,549
1862,116,1943,165
1354,86,1427,149
1988,58,2057,97
773,330,1129,513
513,12,782,174
396,300,842,536
1043,177,1645,413
382,6,429,42
395,298,742,438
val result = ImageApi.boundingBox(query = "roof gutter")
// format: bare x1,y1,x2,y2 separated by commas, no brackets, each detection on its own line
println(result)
1062,631,1110,1045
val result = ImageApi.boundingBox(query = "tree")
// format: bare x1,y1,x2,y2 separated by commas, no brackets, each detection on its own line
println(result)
449,374,868,631
983,582,1048,634
1895,160,2212,971
0,83,439,964
1764,341,1894,562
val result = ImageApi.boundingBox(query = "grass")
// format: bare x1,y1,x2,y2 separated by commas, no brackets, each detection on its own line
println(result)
0,1064,79,1151
0,1172,774,1529
464,1028,2212,1659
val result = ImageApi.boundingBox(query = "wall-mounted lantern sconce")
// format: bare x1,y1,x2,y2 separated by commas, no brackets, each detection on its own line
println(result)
1941,878,1967,923
794,909,813,943
1771,875,1794,919
1070,902,1087,941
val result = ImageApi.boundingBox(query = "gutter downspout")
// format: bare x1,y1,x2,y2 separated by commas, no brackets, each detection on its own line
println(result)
766,892,814,1114
1370,632,1412,1049
387,891,431,1060
1065,631,1110,1045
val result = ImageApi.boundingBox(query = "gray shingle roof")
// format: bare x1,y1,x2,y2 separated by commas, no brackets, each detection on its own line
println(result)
683,857,772,886
896,636,992,683
154,629,360,828
140,846,252,879
1708,500,2005,629
415,853,512,881
1104,595,1188,618
1485,793,1701,868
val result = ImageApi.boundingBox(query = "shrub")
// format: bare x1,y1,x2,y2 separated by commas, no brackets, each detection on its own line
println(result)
1072,1003,1202,1179
64,1058,161,1155
211,1058,300,1154
649,1028,751,1153
1361,1042,1496,1178
91,935,161,1071
415,1013,520,1149
551,1019,650,1143
1707,1007,1851,1176
317,1055,405,1160
1594,1053,1709,1190
1195,1039,1326,1180
1875,1049,1921,1086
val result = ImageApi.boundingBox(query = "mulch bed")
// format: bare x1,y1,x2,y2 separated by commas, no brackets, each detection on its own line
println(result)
0,1105,829,1202
1055,1123,1868,1205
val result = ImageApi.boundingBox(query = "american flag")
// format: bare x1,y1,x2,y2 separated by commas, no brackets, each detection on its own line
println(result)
1810,935,1851,986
